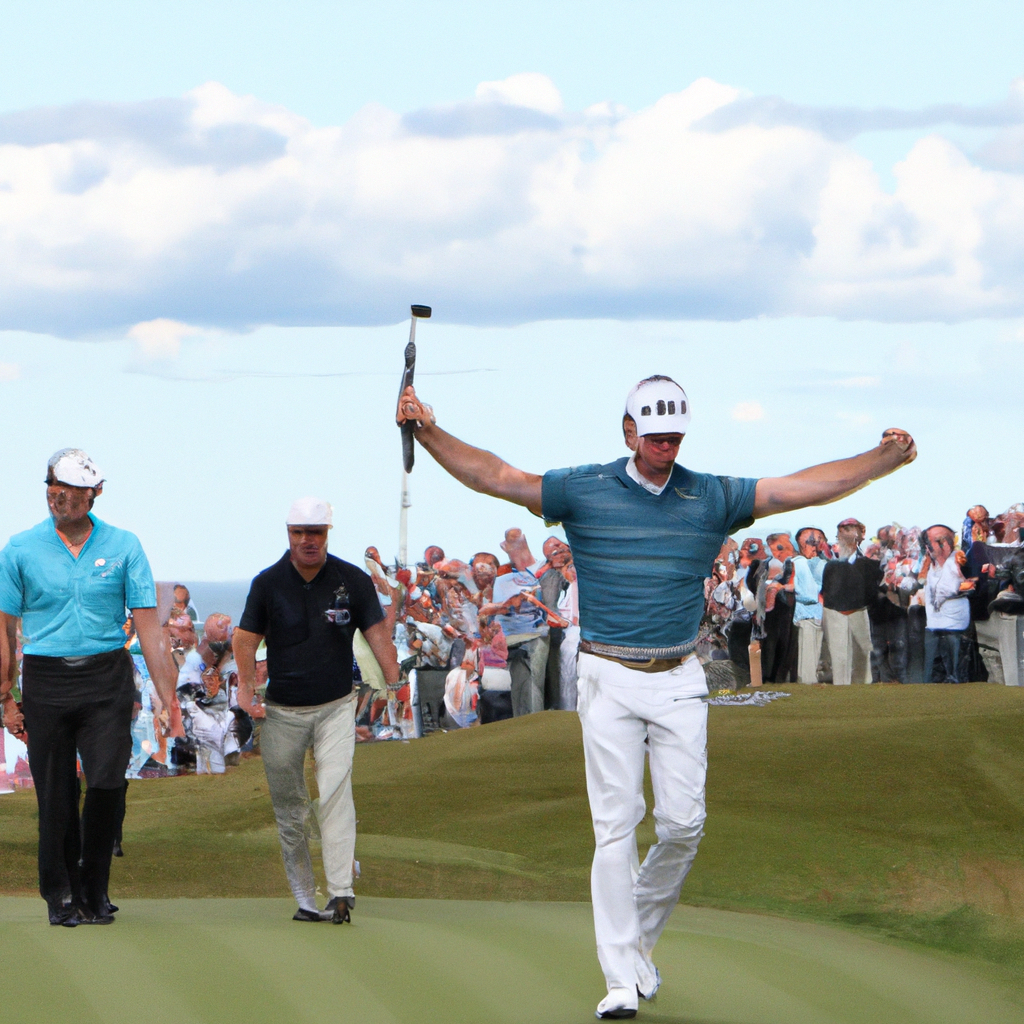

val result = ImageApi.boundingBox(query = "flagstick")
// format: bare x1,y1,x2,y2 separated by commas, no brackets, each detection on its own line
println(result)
399,470,411,567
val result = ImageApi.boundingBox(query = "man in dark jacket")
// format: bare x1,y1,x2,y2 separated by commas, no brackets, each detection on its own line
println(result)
821,518,882,685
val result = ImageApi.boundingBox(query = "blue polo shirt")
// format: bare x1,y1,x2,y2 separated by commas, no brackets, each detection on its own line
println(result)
0,515,156,657
542,459,758,649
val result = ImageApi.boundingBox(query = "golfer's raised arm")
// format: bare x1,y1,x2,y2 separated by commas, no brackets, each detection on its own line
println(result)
397,385,543,515
753,428,917,518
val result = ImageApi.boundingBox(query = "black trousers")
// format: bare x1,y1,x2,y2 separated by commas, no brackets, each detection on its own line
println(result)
870,610,908,683
906,606,927,683
762,594,797,683
478,689,513,724
22,649,135,910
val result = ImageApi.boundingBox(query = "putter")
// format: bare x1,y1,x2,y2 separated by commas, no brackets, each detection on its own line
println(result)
399,304,431,473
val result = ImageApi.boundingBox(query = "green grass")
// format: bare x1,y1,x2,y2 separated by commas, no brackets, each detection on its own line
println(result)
2,897,1023,1024
4,685,1024,977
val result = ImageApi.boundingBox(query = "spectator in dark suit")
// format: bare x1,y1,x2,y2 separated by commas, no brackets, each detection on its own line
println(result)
821,518,882,685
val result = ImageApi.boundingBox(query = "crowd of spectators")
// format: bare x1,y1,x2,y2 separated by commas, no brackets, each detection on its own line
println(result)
4,503,1023,792
701,502,1024,688
363,528,580,733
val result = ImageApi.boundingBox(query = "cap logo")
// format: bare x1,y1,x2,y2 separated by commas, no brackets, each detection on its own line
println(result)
641,405,651,416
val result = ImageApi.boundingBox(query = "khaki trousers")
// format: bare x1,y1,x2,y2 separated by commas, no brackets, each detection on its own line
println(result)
821,607,873,685
795,618,824,683
261,693,357,911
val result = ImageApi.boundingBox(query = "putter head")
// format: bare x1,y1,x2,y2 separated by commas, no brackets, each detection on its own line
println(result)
411,304,431,318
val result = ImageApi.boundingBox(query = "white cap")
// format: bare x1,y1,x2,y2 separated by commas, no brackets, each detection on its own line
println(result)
46,448,104,489
625,376,691,436
286,497,333,526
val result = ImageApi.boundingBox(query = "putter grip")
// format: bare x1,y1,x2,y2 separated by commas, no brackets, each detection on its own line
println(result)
399,340,416,473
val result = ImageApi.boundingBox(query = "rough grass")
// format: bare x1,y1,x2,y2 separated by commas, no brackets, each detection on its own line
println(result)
3,684,1024,974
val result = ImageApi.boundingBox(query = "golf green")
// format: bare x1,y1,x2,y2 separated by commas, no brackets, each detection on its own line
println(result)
5,685,1024,1020
1,896,1022,1023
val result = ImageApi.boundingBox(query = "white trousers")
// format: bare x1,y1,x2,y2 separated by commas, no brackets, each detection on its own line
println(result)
261,693,357,911
576,652,708,994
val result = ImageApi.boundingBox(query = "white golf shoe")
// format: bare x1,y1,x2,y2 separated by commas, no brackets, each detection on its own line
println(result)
635,947,661,1000
595,988,638,1019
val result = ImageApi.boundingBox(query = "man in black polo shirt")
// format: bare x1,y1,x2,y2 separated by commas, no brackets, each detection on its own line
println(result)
233,497,399,923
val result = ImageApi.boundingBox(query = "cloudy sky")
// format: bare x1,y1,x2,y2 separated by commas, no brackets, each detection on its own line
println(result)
1,1,1022,582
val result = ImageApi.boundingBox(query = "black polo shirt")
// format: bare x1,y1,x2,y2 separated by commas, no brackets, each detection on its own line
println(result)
239,552,384,707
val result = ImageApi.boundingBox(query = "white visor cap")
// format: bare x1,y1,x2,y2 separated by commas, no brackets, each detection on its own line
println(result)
286,496,333,527
47,448,104,489
625,377,691,436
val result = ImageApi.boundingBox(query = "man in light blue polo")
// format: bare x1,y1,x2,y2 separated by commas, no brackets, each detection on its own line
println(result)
0,449,177,926
792,527,829,683
398,375,917,1020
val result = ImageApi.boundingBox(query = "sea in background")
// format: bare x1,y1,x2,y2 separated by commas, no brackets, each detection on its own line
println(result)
180,581,251,625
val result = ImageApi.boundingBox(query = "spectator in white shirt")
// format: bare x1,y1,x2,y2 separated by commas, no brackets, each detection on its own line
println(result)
921,525,972,683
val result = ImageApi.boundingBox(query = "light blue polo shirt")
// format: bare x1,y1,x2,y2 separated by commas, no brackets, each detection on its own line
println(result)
0,514,156,656
792,555,827,622
542,458,758,649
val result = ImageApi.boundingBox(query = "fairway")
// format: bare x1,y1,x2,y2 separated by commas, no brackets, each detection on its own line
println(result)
2,896,1022,1024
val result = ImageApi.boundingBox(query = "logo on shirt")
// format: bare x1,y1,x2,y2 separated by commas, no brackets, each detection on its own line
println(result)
325,583,352,626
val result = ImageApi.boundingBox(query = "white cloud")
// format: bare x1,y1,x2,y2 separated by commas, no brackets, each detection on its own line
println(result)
731,401,764,422
127,318,202,360
475,73,563,114
0,76,1023,335
0,362,20,381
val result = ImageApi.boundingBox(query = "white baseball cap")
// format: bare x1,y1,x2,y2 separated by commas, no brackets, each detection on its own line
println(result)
624,376,691,436
286,497,333,527
46,448,104,489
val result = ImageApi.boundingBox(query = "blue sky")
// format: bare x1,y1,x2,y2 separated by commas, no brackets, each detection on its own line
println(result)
1,2,1022,582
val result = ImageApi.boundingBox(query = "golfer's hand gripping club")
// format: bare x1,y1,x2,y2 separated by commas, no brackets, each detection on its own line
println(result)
396,385,436,433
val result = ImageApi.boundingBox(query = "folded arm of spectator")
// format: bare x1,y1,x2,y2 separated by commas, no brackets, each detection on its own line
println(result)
753,429,916,518
397,386,544,516
932,565,967,610
231,627,266,719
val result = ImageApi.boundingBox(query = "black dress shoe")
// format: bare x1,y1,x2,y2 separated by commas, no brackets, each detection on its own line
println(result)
323,895,354,924
75,904,115,925
73,897,115,925
47,899,80,927
292,908,322,922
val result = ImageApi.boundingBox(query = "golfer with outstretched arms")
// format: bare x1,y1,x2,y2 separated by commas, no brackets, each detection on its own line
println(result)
397,376,915,1020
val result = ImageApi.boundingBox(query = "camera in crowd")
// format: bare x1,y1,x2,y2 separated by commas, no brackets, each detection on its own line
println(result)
991,550,1024,615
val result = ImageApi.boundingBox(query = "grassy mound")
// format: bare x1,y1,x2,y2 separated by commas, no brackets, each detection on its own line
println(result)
3,685,1024,974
